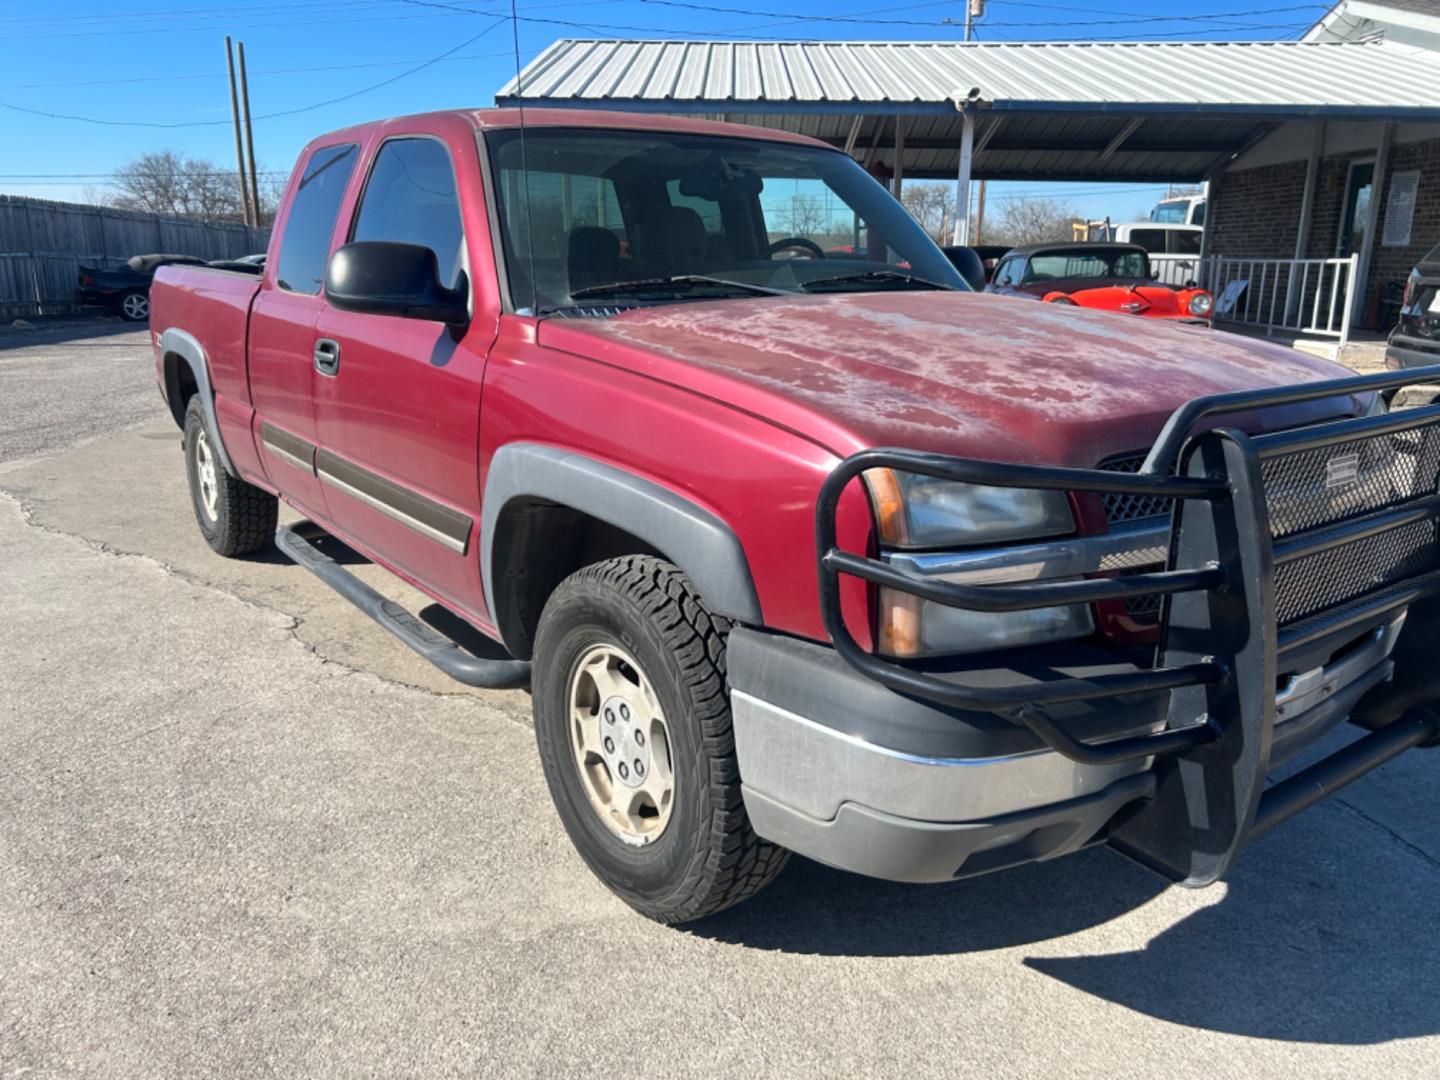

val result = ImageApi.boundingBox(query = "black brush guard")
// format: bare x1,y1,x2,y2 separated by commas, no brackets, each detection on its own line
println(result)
817,366,1440,886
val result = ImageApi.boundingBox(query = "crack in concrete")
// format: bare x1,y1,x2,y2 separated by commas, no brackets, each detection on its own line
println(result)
1331,795,1440,874
0,488,527,715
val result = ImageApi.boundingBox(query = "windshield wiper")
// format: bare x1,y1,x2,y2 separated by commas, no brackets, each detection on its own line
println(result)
798,270,956,292
568,275,786,301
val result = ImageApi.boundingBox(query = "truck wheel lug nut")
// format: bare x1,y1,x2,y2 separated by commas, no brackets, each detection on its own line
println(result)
634,760,645,777
619,703,630,720
634,730,645,747
605,709,615,724
618,762,629,779
603,736,614,753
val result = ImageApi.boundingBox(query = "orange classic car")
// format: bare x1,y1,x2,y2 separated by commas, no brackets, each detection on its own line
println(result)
985,241,1213,324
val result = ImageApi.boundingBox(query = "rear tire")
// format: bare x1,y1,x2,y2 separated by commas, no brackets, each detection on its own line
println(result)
183,396,276,557
118,289,149,321
532,555,788,923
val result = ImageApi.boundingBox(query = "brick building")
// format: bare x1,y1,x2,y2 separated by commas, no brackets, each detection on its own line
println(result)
1206,1,1440,333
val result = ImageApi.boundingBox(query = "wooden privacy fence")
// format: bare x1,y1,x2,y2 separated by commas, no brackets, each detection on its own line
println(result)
0,195,270,318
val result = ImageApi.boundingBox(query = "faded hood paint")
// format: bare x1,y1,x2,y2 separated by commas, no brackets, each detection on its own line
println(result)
539,290,1359,467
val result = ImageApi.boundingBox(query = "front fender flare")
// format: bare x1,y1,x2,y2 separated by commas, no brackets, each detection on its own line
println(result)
481,443,763,632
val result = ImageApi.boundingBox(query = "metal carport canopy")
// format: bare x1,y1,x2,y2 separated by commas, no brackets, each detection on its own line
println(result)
495,39,1440,182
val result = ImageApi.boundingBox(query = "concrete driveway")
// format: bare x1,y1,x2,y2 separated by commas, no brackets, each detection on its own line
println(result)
2,321,1437,1078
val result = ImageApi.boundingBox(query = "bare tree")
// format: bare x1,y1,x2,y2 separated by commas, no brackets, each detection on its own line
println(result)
988,196,1082,246
97,150,246,222
900,183,955,244
784,194,831,237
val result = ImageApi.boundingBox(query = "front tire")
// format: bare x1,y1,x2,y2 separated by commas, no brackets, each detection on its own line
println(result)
183,396,276,557
532,556,788,923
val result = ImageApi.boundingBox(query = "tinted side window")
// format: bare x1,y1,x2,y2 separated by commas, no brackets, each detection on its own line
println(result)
276,144,358,294
352,138,465,289
1173,229,1202,255
1128,228,1167,253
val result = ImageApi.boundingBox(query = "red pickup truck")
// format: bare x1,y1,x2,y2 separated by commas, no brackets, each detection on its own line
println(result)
151,108,1440,924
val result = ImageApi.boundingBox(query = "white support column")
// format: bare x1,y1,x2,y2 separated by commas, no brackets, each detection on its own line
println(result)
951,110,975,246
842,115,862,158
1350,121,1394,329
1285,121,1324,320
893,117,905,202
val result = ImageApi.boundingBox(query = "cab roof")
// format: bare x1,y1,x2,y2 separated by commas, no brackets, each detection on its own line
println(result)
306,107,835,152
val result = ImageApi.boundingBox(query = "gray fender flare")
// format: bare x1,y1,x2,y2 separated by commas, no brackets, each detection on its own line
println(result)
157,327,237,477
481,443,763,628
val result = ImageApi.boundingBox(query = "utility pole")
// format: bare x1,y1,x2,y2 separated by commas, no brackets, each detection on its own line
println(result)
964,0,984,40
238,42,261,226
966,1,986,244
224,36,252,227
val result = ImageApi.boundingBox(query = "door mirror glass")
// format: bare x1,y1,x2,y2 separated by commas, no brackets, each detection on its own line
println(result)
325,241,469,325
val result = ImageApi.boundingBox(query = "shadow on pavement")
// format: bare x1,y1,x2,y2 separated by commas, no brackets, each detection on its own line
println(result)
690,845,1163,957
0,317,146,352
1023,835,1440,1044
691,796,1439,1044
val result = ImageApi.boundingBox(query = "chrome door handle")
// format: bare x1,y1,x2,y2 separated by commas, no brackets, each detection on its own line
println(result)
314,338,340,376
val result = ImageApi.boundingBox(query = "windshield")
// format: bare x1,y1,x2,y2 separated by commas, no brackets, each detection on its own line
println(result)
484,127,967,313
1150,200,1190,224
1024,249,1149,282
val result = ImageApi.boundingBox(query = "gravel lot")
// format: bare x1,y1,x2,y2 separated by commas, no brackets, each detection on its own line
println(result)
1,321,1437,1078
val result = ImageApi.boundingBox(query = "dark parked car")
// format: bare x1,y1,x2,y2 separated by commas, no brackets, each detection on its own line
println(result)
77,254,204,321
1386,242,1440,370
77,253,264,321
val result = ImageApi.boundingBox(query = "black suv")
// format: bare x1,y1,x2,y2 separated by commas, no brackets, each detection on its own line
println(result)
1386,242,1440,370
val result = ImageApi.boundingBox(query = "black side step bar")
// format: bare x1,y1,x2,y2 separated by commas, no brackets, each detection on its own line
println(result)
1247,707,1440,843
275,524,531,690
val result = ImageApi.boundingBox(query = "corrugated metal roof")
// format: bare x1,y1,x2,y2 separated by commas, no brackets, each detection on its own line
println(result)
497,39,1440,118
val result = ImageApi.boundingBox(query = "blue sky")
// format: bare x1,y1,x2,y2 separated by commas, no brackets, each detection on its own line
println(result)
0,0,1331,220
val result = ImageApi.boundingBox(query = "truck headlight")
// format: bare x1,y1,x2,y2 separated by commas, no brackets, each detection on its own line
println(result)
864,469,1088,657
1188,292,1214,317
877,584,1093,658
865,468,1075,549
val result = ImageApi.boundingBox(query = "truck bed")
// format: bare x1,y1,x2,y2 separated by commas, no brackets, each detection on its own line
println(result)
149,264,265,483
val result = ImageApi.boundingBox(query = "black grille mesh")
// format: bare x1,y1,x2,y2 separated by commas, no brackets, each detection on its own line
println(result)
1274,519,1439,624
1098,452,1173,524
1264,424,1440,625
1099,424,1440,628
1097,452,1169,623
1261,425,1440,539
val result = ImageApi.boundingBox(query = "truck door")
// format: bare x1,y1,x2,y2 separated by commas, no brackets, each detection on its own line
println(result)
248,142,360,519
310,134,491,618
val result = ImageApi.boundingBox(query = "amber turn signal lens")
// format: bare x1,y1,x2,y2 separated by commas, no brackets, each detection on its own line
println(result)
876,587,923,658
862,468,909,546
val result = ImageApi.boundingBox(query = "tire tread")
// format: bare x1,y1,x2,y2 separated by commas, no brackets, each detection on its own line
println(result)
542,555,788,923
184,396,277,558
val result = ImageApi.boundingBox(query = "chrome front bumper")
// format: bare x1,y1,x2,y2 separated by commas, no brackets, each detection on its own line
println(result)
729,614,1406,884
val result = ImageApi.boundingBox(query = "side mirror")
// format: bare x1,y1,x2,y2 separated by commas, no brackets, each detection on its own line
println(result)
941,245,986,291
325,241,468,325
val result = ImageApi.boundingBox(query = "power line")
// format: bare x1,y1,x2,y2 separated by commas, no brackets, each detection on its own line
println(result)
0,19,509,129
614,0,1327,29
0,0,1330,41
258,18,509,119
0,49,530,92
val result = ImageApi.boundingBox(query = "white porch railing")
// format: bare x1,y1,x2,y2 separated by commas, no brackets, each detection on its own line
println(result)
1198,254,1358,344
1148,253,1204,288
